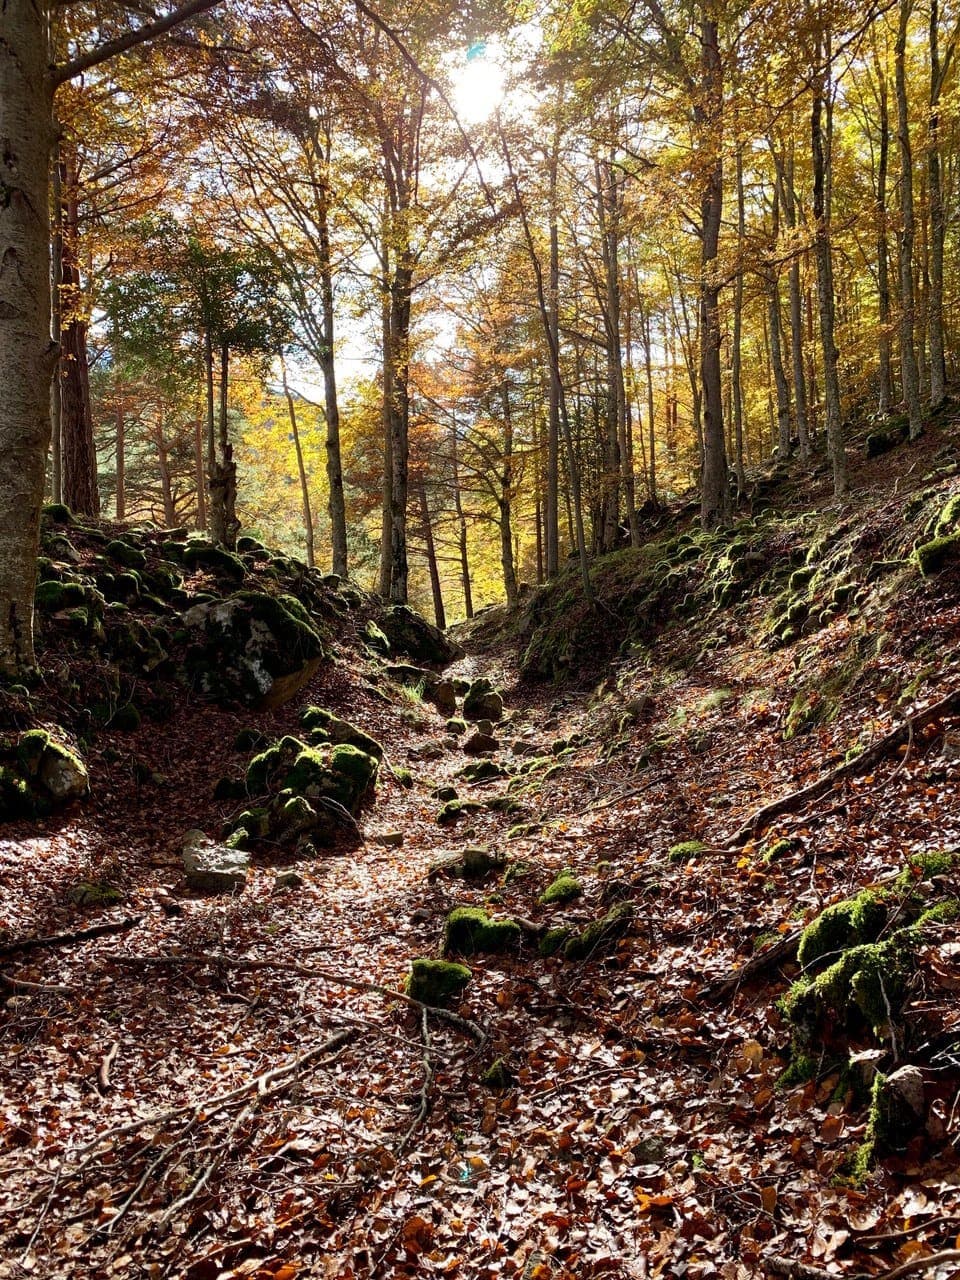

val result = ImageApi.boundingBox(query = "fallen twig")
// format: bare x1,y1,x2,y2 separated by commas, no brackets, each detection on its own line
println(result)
104,950,487,1042
764,1248,960,1280
96,1041,119,1094
730,687,960,844
398,1006,433,1155
0,915,143,958
699,929,802,1003
0,972,75,994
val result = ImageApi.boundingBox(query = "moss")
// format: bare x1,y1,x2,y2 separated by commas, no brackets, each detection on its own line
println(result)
485,796,526,815
933,492,960,536
914,533,960,575
443,906,521,956
42,502,76,525
539,926,574,957
35,580,87,613
278,794,318,834
234,807,271,839
894,849,956,892
457,759,504,784
482,1058,514,1090
507,821,542,840
362,619,390,653
106,539,146,570
225,827,250,850
446,718,467,735
785,935,914,1044
540,871,583,906
16,729,51,776
776,1054,818,1090
463,678,504,722
68,881,123,907
182,543,246,580
246,743,286,793
234,727,267,753
283,742,378,815
761,837,794,864
563,901,634,961
797,891,888,971
233,591,325,661
434,785,459,802
437,799,483,825
406,958,472,1005
108,703,141,731
300,706,383,760
668,840,706,863
395,767,413,788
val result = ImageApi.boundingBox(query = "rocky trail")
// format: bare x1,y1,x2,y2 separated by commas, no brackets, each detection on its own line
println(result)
2,433,960,1280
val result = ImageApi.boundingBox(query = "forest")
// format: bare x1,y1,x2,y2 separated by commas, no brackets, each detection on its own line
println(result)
2,0,960,1277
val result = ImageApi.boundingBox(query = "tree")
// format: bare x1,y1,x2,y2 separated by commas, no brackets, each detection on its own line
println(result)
0,0,222,675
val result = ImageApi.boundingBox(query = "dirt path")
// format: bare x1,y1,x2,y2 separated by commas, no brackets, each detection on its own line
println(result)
1,635,959,1280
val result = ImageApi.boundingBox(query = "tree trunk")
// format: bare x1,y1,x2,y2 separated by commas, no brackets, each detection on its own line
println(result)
0,0,57,673
811,32,848,495
388,256,412,603
50,130,64,507
281,356,315,570
315,126,348,576
731,141,747,494
58,145,99,517
418,478,445,629
777,140,811,460
927,0,947,409
378,253,393,599
697,15,728,529
155,415,176,527
596,152,622,552
450,422,473,619
768,183,792,458
895,0,923,440
193,417,207,530
499,383,520,608
545,133,561,577
874,47,894,417
115,397,126,521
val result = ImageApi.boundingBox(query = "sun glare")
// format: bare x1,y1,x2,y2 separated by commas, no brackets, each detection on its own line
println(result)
452,42,506,124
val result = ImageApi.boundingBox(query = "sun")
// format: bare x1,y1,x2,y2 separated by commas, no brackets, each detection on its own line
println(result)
452,42,506,124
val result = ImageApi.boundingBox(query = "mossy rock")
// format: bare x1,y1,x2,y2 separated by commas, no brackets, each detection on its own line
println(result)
443,906,521,956
362,619,390,655
182,543,246,581
237,534,267,553
380,604,460,665
300,706,383,760
433,785,458,802
562,901,634,961
394,767,413,788
894,850,956,892
914,533,960,575
446,718,467,736
668,840,706,863
285,742,379,815
463,678,504,723
482,1058,515,1090
540,870,582,906
933,492,960,536
797,891,888,971
428,846,506,880
108,703,141,732
234,727,267,753
540,926,574,957
35,580,87,613
783,935,914,1043
407,958,472,1005
457,759,505,784
41,502,76,525
437,799,483,825
68,881,124,907
106,539,146,570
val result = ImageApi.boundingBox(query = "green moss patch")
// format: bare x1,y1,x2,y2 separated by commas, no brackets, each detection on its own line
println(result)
406,958,472,1005
540,871,582,906
797,891,888,971
668,840,706,863
301,706,383,760
443,906,521,956
563,902,634,961
914,533,960,575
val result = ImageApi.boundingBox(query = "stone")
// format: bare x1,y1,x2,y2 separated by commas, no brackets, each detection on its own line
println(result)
443,906,521,956
38,740,89,803
462,678,504,722
301,706,383,759
379,605,461,665
274,870,305,892
430,680,457,716
373,830,404,847
462,732,499,756
406,958,471,1005
182,829,250,893
181,591,325,708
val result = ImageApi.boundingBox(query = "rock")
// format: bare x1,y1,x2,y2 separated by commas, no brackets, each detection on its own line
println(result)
181,591,325,708
437,799,484,825
379,605,461,665
301,706,383,759
462,732,499,756
445,717,467,736
373,830,404,847
106,539,146,570
443,906,521,956
431,680,458,716
68,881,123,907
182,542,246,581
540,870,582,906
37,738,89,804
363,619,391,654
457,759,504,783
274,870,305,892
428,846,506,880
563,901,634,961
406,958,472,1005
182,829,250,893
462,678,503,722
475,718,495,737
414,741,446,761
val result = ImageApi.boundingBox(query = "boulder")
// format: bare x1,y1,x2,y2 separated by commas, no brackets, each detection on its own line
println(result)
407,958,472,1005
462,678,504,722
379,605,461,665
182,829,250,893
462,732,499,756
301,706,383,760
181,591,325,708
39,741,90,802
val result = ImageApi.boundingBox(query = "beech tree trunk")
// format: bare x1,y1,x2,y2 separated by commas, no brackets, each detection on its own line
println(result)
895,0,923,440
281,357,315,570
731,142,747,494
874,48,894,417
0,0,57,673
450,423,473,619
697,15,728,529
811,34,848,495
58,146,99,517
545,133,561,577
498,384,520,609
927,0,947,409
418,478,445,629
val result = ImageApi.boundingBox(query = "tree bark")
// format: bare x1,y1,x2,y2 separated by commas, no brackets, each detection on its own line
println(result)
811,32,848,495
895,0,923,440
58,145,99,517
596,151,622,552
545,132,561,577
450,422,473,619
418,477,445,629
498,383,519,609
927,0,947,409
697,14,728,529
0,0,57,672
777,139,811,460
731,141,747,494
873,47,894,417
281,356,315,570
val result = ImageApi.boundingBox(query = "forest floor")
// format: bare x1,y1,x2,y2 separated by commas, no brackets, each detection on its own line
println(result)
1,430,960,1280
